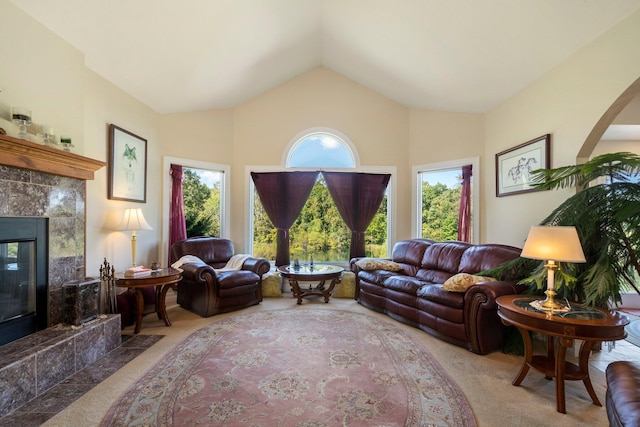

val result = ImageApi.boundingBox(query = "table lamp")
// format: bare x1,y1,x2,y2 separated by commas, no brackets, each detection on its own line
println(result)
521,225,586,310
118,208,152,267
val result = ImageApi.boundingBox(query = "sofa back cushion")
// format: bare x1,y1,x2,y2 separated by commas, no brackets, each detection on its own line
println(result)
171,236,234,268
458,244,521,277
391,239,433,276
416,242,469,282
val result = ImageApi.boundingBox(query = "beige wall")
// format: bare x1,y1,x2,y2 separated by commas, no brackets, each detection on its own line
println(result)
0,2,161,275
232,68,411,249
484,9,640,247
4,1,640,272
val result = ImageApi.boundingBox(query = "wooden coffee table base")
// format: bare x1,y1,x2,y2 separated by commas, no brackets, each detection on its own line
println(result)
277,265,343,305
288,277,341,304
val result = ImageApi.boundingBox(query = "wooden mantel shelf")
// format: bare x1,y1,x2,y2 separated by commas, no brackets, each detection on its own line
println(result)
0,134,105,180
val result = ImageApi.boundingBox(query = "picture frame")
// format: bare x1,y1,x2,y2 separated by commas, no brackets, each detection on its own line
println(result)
495,134,550,197
108,124,147,203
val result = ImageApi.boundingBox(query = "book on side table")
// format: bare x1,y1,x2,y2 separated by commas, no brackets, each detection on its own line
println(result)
124,266,152,277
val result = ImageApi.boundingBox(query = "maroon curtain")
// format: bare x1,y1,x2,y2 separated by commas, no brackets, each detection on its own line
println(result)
251,171,319,266
457,164,472,243
322,172,390,259
169,164,187,264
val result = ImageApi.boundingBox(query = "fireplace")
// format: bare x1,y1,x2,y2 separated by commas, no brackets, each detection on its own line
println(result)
0,217,48,346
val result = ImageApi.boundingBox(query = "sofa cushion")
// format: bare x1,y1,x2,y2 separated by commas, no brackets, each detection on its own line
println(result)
384,275,428,295
216,270,261,288
420,242,469,272
356,258,403,271
458,244,522,277
358,269,399,286
606,361,640,427
442,273,496,292
417,284,465,309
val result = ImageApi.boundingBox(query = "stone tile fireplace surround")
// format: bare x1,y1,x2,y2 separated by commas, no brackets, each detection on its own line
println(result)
0,136,104,326
0,134,115,417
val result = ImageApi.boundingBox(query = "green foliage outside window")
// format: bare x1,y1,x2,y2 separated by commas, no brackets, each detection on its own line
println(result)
182,169,221,237
421,182,461,241
253,177,388,262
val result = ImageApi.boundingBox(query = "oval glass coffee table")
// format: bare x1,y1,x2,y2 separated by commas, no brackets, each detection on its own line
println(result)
277,264,343,304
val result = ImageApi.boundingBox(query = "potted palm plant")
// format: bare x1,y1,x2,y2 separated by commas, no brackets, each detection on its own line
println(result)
521,151,640,308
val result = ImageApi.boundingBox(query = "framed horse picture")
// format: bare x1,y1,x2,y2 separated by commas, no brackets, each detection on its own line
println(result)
495,134,550,197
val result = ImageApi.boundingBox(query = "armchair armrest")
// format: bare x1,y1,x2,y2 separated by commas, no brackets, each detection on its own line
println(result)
179,262,217,284
241,257,271,276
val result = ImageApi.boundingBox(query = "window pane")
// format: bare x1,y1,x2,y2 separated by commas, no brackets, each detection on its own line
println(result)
288,134,355,168
419,169,463,241
253,177,388,262
183,168,223,237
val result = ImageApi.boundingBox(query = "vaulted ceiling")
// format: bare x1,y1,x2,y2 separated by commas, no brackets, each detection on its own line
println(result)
11,0,640,114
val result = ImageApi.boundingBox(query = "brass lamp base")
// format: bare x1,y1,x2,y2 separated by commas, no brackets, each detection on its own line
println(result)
538,289,566,311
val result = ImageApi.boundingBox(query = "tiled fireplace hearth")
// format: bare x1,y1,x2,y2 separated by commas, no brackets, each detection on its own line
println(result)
0,134,110,417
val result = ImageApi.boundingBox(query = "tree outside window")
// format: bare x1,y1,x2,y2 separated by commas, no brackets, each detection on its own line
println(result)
252,129,389,262
420,169,464,241
182,168,222,237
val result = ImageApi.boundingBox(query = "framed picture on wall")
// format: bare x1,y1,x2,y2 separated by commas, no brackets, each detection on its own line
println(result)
108,124,147,203
495,134,550,197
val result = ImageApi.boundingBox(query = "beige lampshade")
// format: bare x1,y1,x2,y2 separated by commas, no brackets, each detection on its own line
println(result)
521,226,586,263
118,208,152,231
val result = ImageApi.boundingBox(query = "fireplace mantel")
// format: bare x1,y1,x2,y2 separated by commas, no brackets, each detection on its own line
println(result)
0,134,105,180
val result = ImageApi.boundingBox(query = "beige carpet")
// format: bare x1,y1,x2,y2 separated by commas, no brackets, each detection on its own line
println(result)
43,294,610,426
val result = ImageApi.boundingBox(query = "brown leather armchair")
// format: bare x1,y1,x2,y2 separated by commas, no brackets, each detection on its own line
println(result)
170,237,270,317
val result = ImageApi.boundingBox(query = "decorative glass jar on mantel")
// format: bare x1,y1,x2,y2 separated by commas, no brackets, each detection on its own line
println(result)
11,106,32,140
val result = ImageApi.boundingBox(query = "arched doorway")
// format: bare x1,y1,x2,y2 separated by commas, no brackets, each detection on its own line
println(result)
577,77,640,162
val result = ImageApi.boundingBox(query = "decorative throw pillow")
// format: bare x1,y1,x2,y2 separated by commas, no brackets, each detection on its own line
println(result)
355,258,403,272
442,273,496,292
333,271,356,298
261,271,282,298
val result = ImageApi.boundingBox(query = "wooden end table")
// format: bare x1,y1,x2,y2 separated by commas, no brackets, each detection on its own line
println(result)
278,264,343,304
496,295,629,413
115,268,182,334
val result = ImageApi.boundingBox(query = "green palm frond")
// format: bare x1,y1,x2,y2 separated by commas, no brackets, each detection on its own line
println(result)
530,152,640,190
494,152,640,308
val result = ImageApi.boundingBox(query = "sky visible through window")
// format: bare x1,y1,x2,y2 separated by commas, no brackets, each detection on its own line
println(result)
288,134,354,168
421,169,461,188
193,169,221,187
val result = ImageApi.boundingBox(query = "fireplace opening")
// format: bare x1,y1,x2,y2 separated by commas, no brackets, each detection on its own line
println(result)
0,217,48,346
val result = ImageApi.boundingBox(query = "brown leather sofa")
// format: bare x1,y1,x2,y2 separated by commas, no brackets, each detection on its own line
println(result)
606,361,640,427
170,237,270,317
351,239,524,354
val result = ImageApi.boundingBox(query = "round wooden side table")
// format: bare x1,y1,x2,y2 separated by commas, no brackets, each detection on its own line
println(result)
496,295,628,414
115,268,182,334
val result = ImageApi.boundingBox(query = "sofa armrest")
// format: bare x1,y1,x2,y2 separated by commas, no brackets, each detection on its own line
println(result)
464,280,527,354
464,281,525,310
241,257,271,276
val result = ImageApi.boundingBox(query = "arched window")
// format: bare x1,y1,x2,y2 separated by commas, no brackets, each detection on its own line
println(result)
286,129,357,168
251,129,392,264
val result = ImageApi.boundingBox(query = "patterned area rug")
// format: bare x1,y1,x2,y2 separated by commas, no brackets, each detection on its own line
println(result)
100,309,476,426
625,319,640,347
